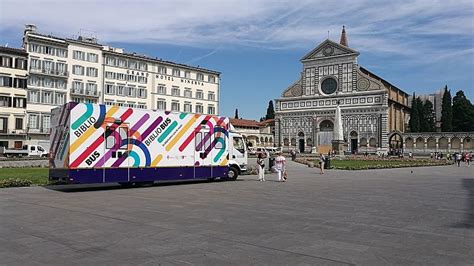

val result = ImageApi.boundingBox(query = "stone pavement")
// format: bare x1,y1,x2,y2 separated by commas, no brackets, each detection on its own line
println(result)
1,161,473,265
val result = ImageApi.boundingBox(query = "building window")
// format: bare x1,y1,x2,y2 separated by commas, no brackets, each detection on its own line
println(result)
86,67,98,77
0,56,12,68
43,60,54,72
171,101,180,111
56,62,67,75
56,93,65,105
30,58,41,70
207,105,215,115
0,76,12,87
105,84,115,95
171,87,180,96
129,60,137,69
184,89,192,98
157,99,166,110
117,73,126,81
0,96,9,107
195,104,203,114
208,75,216,83
157,85,166,95
56,49,67,58
172,68,180,77
42,91,53,104
86,83,97,94
43,78,53,88
13,78,27,89
15,58,27,70
158,66,166,74
184,102,192,113
197,73,204,81
138,62,147,71
44,46,55,56
13,97,26,108
138,88,147,98
185,71,191,78
118,58,127,68
208,92,215,101
87,53,98,62
72,81,84,92
29,43,41,53
15,118,23,130
127,86,136,97
105,56,116,66
28,114,38,129
137,76,147,84
196,90,203,99
73,50,86,61
116,85,125,96
42,115,51,132
27,90,40,103
72,65,84,75
105,71,115,79
0,118,7,133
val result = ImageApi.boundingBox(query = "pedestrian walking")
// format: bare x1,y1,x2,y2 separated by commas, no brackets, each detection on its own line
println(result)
456,153,462,167
319,153,326,174
257,153,265,181
275,152,286,182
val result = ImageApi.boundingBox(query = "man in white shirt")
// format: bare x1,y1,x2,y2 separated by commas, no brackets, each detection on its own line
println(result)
275,152,286,182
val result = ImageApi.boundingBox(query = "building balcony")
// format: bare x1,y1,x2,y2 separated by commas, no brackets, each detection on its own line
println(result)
29,68,69,78
70,88,100,97
27,128,50,134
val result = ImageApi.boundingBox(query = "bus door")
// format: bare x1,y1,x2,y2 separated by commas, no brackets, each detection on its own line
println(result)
103,123,130,183
194,126,213,179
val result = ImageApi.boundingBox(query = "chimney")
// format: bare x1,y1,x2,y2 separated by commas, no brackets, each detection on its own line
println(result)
340,25,348,47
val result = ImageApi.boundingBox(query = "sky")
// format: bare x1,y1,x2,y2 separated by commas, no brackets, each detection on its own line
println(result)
1,0,473,120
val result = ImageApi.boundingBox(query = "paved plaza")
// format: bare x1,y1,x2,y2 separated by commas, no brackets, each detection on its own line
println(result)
1,161,473,265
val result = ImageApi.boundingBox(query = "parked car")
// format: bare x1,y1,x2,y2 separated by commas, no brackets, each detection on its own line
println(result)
0,144,48,158
265,147,282,155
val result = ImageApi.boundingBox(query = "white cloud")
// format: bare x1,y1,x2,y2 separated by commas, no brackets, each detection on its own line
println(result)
0,0,473,63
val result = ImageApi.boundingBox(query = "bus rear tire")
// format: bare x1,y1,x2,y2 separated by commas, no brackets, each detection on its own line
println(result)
227,167,238,181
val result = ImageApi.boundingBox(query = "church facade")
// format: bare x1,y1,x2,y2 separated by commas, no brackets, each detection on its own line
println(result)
274,27,410,154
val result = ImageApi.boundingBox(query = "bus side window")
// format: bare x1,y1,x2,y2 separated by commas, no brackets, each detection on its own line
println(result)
118,127,128,150
195,132,202,152
214,131,223,149
105,126,115,149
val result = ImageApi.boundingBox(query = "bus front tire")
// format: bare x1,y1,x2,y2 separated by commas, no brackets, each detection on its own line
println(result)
227,167,238,181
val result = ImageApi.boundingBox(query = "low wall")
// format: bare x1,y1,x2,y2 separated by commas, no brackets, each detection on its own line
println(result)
0,159,48,168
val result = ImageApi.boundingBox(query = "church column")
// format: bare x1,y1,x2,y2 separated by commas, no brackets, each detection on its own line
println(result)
460,138,464,152
424,138,427,152
380,112,389,151
448,137,451,153
435,137,439,152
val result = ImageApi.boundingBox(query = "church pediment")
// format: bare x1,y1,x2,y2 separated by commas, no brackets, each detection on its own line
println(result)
301,39,359,61
282,79,303,97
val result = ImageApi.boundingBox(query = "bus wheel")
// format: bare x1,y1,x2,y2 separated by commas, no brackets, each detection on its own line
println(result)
227,167,238,181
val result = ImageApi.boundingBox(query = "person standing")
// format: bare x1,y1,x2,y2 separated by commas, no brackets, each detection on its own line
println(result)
456,153,462,167
257,153,265,181
319,153,326,174
275,152,286,182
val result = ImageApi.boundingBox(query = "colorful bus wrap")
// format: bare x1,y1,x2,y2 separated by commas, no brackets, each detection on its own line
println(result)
49,102,233,184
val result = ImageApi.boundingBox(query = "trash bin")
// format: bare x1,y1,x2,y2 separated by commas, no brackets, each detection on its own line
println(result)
324,157,330,169
268,157,275,171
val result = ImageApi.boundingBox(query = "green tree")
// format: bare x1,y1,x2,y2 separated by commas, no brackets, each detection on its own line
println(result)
409,93,420,132
265,100,275,120
441,86,453,132
420,99,436,132
234,108,239,119
452,90,474,132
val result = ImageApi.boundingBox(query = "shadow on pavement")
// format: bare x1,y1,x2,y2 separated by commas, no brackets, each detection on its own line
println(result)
44,179,221,193
451,178,474,229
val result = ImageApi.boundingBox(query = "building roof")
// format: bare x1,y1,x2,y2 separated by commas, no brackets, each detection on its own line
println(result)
359,66,409,97
0,46,28,56
230,118,274,128
26,31,220,75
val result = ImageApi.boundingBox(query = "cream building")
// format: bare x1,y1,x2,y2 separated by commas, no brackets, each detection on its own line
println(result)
21,25,220,147
0,47,28,149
